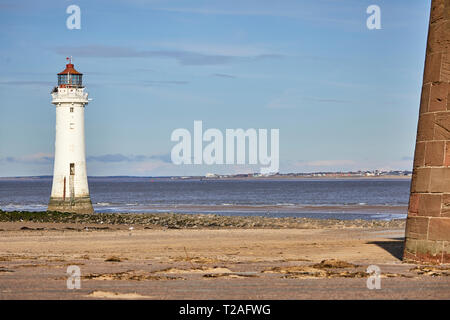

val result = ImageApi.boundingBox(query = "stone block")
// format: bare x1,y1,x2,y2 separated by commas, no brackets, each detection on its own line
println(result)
424,52,442,84
428,217,450,241
445,0,450,19
416,239,444,256
429,167,450,192
418,193,442,216
419,83,431,114
413,142,426,167
404,238,417,255
416,239,445,263
442,53,450,82
434,111,450,140
411,168,431,192
448,84,450,110
424,141,445,166
428,82,448,111
428,20,450,54
442,194,450,216
445,141,450,166
430,0,445,24
408,193,420,214
416,113,435,142
444,241,450,263
405,216,429,239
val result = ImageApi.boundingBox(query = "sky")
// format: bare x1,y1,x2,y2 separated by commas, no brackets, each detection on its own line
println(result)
0,0,431,177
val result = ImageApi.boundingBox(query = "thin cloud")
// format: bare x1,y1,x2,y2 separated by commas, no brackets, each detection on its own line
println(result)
52,45,282,66
154,41,274,57
153,7,281,16
2,153,54,164
87,153,172,163
211,73,237,79
0,3,24,12
309,98,351,104
2,153,172,164
142,80,189,86
0,80,53,87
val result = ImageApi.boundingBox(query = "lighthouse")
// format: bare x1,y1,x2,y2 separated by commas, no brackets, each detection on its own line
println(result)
403,0,450,264
48,58,94,214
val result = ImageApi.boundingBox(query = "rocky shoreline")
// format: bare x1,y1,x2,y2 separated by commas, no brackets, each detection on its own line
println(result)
0,210,405,229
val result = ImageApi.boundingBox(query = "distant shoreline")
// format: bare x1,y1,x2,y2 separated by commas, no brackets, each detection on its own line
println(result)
196,174,411,181
0,175,412,180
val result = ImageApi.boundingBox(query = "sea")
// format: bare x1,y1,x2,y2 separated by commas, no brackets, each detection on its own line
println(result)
0,177,411,221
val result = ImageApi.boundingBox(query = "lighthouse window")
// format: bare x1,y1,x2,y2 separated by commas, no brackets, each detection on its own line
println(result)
70,163,75,175
58,74,82,86
58,74,68,86
70,107,74,113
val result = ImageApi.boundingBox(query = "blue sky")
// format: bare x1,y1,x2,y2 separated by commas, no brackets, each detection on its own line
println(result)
0,0,430,176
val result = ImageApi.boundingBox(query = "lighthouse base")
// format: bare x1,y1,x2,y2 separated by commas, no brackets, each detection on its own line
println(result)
404,237,450,265
48,196,94,214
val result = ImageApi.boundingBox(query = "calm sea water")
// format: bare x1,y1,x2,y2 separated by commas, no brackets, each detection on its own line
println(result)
0,177,410,220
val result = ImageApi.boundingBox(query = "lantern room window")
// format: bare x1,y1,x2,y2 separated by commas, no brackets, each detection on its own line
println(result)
58,74,83,87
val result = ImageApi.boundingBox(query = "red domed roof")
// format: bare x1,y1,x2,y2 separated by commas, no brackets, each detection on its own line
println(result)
58,63,82,75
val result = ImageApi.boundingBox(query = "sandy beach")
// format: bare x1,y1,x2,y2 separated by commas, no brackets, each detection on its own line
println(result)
0,212,448,300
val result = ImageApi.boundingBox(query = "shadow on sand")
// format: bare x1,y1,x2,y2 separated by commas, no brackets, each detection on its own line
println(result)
367,237,405,260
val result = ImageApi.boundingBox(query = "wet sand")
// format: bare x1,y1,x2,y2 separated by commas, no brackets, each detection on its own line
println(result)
0,214,448,300
128,203,407,216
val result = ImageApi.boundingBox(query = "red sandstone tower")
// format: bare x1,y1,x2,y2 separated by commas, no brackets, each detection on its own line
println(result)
403,0,450,264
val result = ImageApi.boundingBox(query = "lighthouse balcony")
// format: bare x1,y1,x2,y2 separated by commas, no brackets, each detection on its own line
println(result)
51,89,89,104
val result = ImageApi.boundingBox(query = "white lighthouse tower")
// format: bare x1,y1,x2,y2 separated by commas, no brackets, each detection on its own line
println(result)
48,58,94,213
